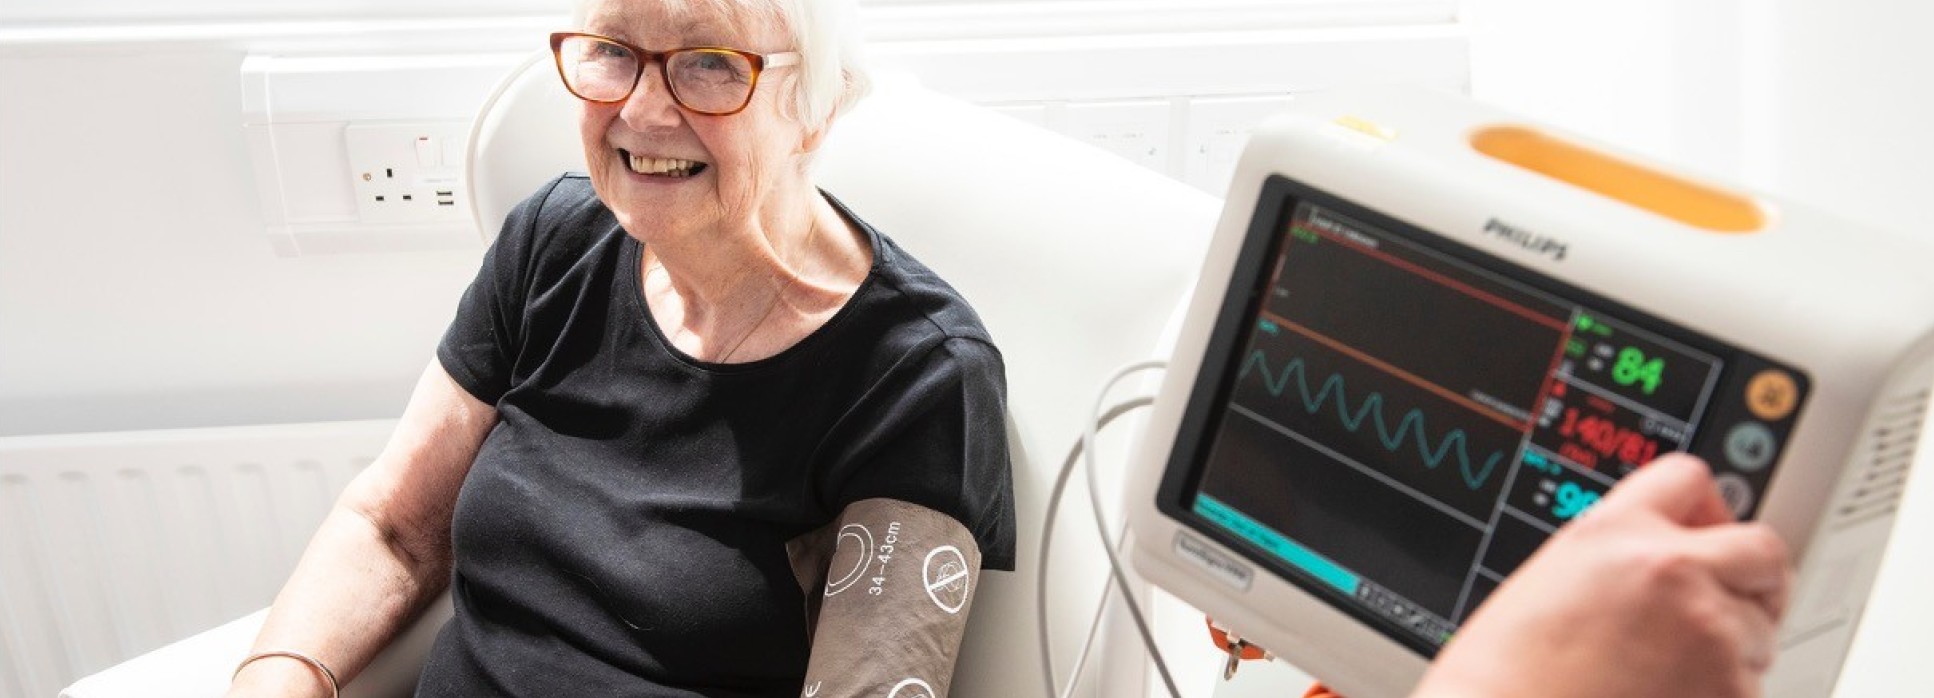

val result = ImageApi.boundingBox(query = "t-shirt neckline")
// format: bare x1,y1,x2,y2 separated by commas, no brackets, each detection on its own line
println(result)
622,191,885,375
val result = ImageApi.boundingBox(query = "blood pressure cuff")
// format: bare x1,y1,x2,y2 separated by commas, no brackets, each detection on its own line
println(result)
788,498,983,698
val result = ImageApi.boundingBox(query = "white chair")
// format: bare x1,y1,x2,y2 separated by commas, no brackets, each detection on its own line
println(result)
62,55,1220,697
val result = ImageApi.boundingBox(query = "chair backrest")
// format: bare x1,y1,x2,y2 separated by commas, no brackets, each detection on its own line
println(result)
466,54,1221,697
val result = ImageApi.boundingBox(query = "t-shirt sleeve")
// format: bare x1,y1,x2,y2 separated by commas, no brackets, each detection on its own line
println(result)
435,177,560,405
818,336,1017,570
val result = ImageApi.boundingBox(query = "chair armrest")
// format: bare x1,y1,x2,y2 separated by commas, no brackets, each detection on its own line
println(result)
61,594,454,698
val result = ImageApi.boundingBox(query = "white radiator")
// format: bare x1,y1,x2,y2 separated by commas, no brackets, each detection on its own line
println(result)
0,420,394,698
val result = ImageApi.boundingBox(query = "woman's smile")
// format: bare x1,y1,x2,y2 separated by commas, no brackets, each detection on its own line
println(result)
618,148,710,179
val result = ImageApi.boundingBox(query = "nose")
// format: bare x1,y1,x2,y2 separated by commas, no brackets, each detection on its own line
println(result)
617,62,682,129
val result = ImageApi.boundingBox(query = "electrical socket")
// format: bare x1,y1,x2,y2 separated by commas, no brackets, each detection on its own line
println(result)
345,121,469,226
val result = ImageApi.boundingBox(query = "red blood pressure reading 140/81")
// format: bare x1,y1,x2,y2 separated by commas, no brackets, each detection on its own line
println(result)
1553,399,1663,472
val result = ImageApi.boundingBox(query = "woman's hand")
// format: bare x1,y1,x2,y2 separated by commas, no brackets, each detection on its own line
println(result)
1415,453,1792,698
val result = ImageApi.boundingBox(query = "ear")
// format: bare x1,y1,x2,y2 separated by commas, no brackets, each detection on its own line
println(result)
797,121,829,155
796,104,842,155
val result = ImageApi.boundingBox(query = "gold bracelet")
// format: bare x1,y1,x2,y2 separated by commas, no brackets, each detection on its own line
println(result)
233,649,340,698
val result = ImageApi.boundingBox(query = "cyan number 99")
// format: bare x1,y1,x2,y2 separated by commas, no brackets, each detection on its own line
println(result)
1553,481,1601,521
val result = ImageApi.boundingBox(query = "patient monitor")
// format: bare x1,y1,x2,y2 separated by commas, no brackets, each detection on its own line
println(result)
1124,88,1934,697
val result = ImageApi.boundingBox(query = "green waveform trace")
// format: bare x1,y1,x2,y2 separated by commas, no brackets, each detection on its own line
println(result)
1239,350,1505,490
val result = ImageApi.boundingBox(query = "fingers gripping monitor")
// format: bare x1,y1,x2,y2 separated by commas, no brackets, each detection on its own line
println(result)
1122,88,1934,698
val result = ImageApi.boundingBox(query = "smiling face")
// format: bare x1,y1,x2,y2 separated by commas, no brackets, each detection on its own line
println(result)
576,0,808,245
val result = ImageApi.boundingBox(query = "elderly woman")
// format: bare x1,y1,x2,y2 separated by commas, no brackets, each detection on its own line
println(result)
229,0,1010,696
226,0,1791,695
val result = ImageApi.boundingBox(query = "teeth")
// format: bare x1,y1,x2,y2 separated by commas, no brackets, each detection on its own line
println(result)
627,154,702,176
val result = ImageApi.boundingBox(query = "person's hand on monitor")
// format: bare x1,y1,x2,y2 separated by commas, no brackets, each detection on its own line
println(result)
1413,453,1792,698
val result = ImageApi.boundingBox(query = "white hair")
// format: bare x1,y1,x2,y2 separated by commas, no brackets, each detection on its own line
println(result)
574,0,872,133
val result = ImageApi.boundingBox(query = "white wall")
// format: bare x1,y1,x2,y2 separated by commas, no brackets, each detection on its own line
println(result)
1465,0,1682,162
1467,0,1934,238
1465,0,1766,185
0,47,482,436
1753,0,1934,235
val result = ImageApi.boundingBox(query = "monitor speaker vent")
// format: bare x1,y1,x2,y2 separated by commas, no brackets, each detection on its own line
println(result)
1833,388,1929,529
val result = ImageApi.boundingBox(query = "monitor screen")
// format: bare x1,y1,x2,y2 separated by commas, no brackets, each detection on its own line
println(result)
1161,175,1809,655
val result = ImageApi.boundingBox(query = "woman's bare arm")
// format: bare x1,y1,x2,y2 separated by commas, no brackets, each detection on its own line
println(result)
227,361,497,697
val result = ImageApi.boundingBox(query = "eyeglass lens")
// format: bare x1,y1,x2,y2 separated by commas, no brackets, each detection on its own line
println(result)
558,35,758,114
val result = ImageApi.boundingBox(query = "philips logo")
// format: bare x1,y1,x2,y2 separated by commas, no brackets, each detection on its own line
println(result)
1482,218,1568,262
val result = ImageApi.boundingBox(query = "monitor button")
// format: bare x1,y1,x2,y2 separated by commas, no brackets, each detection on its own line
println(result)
1746,369,1800,421
1723,422,1779,472
1714,473,1756,518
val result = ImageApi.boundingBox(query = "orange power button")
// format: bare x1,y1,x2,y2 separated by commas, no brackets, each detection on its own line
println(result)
1746,370,1799,421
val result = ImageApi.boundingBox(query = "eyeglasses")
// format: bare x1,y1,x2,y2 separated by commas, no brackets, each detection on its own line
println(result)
549,31,800,116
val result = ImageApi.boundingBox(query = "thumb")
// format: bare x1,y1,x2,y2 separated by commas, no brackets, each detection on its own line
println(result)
1593,453,1735,526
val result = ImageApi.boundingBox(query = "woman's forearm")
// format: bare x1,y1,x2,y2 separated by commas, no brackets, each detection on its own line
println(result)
225,362,494,696
227,497,449,697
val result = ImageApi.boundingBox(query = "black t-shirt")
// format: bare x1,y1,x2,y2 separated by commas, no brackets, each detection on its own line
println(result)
417,174,1015,697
